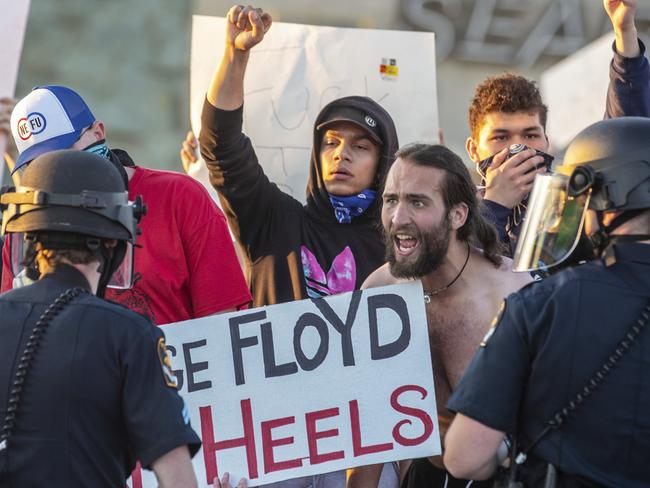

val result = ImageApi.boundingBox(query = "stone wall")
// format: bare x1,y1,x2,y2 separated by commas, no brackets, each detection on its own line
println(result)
15,0,641,173
17,0,193,171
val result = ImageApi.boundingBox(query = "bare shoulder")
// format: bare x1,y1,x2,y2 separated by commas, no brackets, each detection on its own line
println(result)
362,263,400,290
495,256,533,294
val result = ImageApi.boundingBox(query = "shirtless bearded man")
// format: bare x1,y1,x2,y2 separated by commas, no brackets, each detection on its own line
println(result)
347,144,530,488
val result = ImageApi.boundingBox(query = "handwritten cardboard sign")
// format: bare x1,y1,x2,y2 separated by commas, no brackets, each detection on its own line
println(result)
127,282,439,487
190,16,438,201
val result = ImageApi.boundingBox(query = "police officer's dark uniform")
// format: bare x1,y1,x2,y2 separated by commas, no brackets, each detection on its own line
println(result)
0,151,201,486
447,117,650,487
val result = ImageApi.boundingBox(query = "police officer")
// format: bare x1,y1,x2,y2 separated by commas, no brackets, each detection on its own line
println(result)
441,116,650,487
0,150,201,487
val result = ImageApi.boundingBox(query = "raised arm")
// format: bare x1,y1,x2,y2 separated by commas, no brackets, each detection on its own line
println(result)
200,6,301,257
604,0,650,118
206,5,271,110
606,0,639,57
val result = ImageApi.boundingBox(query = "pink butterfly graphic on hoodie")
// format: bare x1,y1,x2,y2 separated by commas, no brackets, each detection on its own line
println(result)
300,245,357,298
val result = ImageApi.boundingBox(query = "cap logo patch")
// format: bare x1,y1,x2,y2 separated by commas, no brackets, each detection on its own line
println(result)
16,112,47,141
157,336,179,388
364,115,377,127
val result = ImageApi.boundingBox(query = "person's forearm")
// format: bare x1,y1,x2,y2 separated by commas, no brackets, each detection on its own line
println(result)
207,46,249,110
615,25,640,58
152,445,197,488
346,464,383,488
454,454,499,481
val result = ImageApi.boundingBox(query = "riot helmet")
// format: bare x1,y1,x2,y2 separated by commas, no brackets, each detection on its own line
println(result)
514,117,650,272
0,150,145,295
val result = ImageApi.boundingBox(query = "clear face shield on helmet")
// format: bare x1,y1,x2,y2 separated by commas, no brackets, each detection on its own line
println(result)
7,232,135,289
513,167,594,272
1,182,145,291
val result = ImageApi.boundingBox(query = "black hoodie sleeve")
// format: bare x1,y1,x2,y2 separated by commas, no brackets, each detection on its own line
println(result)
199,99,302,259
605,39,650,118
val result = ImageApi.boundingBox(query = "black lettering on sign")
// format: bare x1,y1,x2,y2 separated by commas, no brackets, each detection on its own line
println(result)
368,294,411,360
166,344,184,391
293,312,329,371
183,340,212,392
262,322,298,378
311,290,362,366
230,311,265,385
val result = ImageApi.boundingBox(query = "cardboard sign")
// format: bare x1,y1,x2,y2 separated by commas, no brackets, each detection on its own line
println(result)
0,0,31,182
127,282,439,487
190,16,438,201
541,33,612,152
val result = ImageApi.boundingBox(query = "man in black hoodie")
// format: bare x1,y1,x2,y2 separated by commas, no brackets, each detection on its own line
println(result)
199,5,400,487
200,5,399,307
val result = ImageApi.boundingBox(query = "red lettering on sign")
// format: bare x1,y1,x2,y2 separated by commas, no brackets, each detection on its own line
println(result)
305,407,344,464
349,399,393,456
261,416,302,473
199,400,259,482
127,461,142,488
390,385,434,446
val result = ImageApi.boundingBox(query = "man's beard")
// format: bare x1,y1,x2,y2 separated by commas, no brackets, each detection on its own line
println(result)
385,215,451,279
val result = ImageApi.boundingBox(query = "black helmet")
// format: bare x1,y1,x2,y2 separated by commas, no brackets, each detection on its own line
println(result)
559,116,650,212
514,117,650,272
1,150,141,238
1,150,145,294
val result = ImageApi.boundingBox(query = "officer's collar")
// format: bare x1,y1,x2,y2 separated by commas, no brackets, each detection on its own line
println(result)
40,264,93,292
605,242,650,265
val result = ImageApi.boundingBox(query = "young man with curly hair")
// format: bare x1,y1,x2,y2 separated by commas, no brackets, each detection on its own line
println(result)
466,0,650,252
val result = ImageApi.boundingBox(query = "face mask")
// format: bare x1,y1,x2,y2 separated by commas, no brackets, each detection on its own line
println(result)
83,139,110,160
476,144,554,182
329,189,377,224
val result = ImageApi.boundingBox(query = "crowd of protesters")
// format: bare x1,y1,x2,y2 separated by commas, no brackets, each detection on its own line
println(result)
1,0,650,487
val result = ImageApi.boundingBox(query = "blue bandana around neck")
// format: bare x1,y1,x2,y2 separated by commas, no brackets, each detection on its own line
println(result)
329,189,377,224
83,139,110,160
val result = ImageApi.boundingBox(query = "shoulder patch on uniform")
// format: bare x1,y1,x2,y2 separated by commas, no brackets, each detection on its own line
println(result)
480,300,506,347
157,336,179,388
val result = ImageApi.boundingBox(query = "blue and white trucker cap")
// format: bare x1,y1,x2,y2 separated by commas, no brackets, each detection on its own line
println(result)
10,85,96,174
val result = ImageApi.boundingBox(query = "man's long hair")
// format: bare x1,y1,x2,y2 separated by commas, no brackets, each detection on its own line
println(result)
394,143,504,267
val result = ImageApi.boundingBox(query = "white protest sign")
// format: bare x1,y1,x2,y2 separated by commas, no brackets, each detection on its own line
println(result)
190,16,438,201
0,0,31,181
541,33,612,152
127,282,438,487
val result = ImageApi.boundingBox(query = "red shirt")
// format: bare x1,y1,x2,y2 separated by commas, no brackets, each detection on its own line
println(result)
2,166,251,325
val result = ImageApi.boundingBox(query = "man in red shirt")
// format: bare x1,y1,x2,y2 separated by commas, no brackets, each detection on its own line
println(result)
2,85,251,324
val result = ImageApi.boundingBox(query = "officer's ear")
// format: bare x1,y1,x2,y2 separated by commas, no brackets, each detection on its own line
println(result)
34,245,55,276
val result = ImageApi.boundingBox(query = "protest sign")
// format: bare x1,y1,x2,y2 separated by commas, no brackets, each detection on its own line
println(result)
541,33,612,152
127,281,438,487
189,16,438,201
0,0,31,182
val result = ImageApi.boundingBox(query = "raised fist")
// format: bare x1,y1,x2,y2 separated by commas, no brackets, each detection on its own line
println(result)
225,4,272,52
